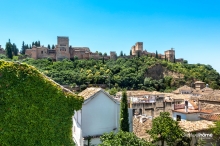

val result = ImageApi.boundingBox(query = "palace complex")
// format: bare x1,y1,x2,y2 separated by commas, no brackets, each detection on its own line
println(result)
1,36,183,62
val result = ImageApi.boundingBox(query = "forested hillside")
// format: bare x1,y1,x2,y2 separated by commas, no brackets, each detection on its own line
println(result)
15,56,220,94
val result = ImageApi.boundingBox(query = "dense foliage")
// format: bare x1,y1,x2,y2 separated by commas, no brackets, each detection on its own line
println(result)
99,130,154,146
147,112,188,146
0,60,84,145
210,121,220,145
120,90,129,132
10,55,220,92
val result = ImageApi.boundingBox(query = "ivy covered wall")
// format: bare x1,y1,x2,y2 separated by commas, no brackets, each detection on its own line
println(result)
0,60,84,145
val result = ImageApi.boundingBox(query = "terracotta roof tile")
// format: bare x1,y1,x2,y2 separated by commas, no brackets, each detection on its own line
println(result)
194,81,205,84
200,113,220,121
78,87,102,100
172,85,195,94
199,90,220,101
178,120,214,132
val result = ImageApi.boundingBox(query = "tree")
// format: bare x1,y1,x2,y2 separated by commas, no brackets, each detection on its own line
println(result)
20,41,26,55
48,44,51,49
52,44,55,49
5,40,13,59
99,52,102,56
29,44,32,49
103,52,107,56
120,90,129,132
137,51,140,58
165,54,167,61
38,41,40,47
102,57,104,64
12,43,19,56
156,50,158,58
35,41,38,47
100,130,154,146
147,112,185,146
210,121,220,145
120,51,123,56
174,55,176,63
32,42,35,47
130,50,132,56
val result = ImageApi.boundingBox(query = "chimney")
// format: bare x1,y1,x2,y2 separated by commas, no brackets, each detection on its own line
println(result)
185,100,188,113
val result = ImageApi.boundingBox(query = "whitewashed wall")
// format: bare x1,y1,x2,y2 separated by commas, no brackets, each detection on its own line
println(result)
72,116,83,146
82,91,120,137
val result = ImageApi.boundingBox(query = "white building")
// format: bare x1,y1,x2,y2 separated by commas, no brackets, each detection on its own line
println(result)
73,87,133,146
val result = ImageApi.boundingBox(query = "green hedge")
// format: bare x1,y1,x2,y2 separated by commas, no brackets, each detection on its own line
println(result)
0,60,84,146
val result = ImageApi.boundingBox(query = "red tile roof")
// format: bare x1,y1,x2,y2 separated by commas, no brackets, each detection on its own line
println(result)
199,113,220,121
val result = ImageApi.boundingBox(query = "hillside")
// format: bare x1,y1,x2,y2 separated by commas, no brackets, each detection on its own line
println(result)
15,56,220,93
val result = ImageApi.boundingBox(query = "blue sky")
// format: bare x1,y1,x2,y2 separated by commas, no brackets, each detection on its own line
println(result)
1,0,220,73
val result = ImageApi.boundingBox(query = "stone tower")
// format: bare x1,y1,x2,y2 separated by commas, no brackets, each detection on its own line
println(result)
56,36,70,60
131,42,143,56
164,48,175,62
110,51,117,60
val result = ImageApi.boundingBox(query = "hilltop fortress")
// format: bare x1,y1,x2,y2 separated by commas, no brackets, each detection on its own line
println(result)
1,36,183,62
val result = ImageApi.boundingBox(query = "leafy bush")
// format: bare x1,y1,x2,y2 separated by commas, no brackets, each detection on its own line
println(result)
0,60,84,145
99,130,154,146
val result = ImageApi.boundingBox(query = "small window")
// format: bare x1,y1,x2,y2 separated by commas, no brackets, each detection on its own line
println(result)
41,51,43,54
177,115,181,121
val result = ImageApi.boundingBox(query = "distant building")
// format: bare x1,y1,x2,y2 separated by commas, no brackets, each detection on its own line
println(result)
25,36,116,61
25,37,184,62
130,43,183,62
0,45,5,55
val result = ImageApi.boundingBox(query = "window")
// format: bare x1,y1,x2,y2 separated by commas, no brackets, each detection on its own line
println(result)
41,51,43,54
176,115,181,121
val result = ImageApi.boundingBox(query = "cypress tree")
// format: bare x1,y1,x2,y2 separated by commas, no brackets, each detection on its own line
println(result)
21,41,26,55
38,41,40,47
174,55,176,63
120,90,129,132
48,44,51,49
35,41,38,47
130,50,132,56
156,50,158,58
12,43,18,56
165,54,167,61
52,45,55,49
120,51,123,56
5,40,13,59
137,51,140,58
102,57,104,64
32,42,35,47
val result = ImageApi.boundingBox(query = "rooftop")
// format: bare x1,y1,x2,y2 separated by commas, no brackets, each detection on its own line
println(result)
172,109,213,114
199,113,220,121
199,90,220,101
116,90,151,97
194,81,205,84
78,87,102,100
178,120,214,133
172,85,195,94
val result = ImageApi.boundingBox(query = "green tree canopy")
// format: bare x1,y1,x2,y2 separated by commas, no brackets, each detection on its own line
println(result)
210,121,220,145
99,130,154,146
147,112,185,146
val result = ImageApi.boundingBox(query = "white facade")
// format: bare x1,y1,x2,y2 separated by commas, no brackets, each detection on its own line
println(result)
172,112,201,121
73,90,121,146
